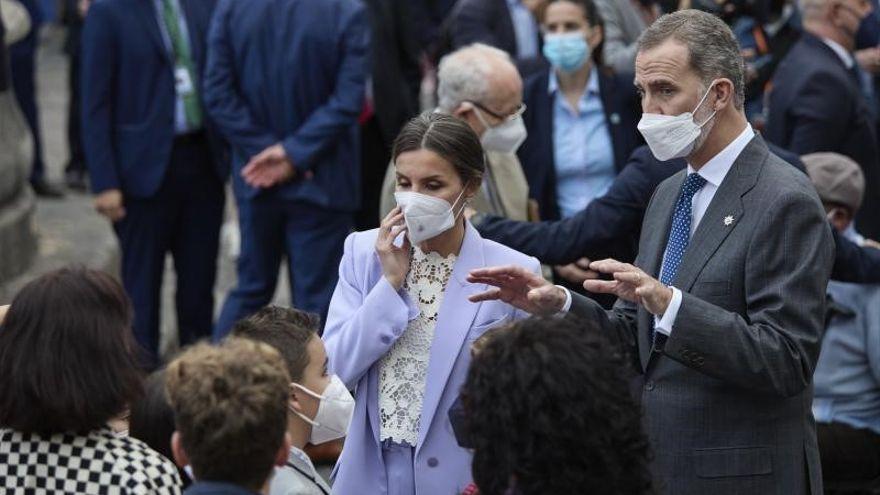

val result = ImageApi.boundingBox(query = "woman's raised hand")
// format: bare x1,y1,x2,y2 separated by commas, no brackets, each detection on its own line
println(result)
376,207,412,290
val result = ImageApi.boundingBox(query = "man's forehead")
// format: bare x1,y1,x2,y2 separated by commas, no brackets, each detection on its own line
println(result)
634,40,691,83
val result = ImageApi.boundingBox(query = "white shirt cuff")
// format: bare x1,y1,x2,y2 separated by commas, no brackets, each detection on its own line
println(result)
653,286,682,336
556,285,573,315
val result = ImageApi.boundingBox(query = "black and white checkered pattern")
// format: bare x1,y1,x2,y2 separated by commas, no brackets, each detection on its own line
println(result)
0,428,181,494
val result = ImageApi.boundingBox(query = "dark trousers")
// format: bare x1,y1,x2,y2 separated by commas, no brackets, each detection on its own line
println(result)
818,421,880,494
65,48,85,173
9,31,45,183
114,133,223,368
213,197,352,339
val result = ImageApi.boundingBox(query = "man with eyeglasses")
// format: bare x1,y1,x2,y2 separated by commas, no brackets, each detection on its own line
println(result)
379,43,534,223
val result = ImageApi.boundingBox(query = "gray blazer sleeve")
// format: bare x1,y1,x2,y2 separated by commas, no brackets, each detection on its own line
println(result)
570,292,640,361
662,190,834,398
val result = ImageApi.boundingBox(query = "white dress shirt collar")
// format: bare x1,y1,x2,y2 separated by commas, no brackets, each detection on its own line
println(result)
687,123,756,188
821,37,855,69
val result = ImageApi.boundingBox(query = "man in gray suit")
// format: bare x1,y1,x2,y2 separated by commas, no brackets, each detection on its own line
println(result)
467,10,834,495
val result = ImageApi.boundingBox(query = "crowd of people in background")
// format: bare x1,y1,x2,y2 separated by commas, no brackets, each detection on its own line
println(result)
2,0,880,493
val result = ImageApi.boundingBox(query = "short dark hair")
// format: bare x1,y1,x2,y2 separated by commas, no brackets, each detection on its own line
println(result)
0,267,143,435
230,306,320,382
392,111,485,187
546,0,605,66
166,338,290,491
130,369,190,488
461,317,654,495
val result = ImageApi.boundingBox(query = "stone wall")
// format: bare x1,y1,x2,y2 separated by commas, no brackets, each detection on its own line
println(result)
0,8,38,284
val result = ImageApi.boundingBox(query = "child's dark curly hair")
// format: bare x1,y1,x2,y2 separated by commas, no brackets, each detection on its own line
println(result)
460,316,654,495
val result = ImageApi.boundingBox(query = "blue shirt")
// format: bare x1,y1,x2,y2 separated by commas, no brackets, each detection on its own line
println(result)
813,281,880,434
550,69,616,218
151,0,197,134
506,0,539,58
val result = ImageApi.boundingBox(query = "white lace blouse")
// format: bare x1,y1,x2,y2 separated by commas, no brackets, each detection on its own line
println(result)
378,246,457,445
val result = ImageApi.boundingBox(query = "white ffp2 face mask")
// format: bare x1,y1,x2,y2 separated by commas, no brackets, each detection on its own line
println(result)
394,188,467,244
291,375,355,445
474,109,528,154
637,81,718,162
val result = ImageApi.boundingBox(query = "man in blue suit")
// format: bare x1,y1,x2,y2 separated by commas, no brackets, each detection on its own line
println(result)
765,0,880,239
81,0,227,368
8,0,64,197
204,0,369,337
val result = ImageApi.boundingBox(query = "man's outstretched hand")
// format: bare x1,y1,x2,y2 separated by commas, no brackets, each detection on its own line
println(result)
242,143,303,188
583,259,672,316
467,265,567,316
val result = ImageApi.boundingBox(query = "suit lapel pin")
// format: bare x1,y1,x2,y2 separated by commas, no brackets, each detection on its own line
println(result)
609,113,621,125
724,215,734,226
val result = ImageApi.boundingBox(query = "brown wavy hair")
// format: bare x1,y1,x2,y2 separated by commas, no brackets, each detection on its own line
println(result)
165,338,290,490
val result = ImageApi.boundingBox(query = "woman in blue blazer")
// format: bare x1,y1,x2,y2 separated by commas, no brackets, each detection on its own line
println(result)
323,112,540,495
518,0,643,221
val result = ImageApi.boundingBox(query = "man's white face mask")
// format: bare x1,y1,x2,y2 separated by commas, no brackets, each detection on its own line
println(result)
290,375,356,445
471,104,528,155
637,80,719,162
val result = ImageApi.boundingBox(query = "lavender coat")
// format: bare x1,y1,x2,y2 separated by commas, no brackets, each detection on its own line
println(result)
324,222,540,495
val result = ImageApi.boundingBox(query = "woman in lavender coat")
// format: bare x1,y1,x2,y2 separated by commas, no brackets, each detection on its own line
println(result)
323,113,540,495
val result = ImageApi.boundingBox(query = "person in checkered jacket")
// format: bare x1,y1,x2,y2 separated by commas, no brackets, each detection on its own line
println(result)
0,267,182,494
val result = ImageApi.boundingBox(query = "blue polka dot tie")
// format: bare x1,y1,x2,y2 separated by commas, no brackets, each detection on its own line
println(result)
659,173,707,286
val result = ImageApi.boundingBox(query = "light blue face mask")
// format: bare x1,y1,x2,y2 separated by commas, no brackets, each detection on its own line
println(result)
542,32,591,73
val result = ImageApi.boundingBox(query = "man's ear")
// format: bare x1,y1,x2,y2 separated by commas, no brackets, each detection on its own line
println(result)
289,388,304,416
452,101,473,120
275,432,292,467
713,78,735,111
171,431,189,469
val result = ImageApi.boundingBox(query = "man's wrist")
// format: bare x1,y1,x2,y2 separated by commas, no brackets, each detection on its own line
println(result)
655,286,674,316
554,285,573,315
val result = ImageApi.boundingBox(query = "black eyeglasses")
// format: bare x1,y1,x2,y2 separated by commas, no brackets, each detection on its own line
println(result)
467,101,527,122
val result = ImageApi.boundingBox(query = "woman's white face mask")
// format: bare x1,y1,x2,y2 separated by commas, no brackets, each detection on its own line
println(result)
637,80,719,162
394,187,468,244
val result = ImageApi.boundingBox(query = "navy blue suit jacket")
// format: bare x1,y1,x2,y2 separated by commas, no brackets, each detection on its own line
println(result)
831,229,880,284
518,68,643,221
451,0,518,56
478,141,806,265
80,0,227,198
203,0,369,210
765,32,880,239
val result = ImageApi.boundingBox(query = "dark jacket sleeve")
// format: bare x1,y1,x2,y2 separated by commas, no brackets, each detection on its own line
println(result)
80,1,121,193
831,228,880,283
201,0,276,161
476,146,682,265
279,4,369,171
569,292,640,364
785,71,853,155
450,0,499,49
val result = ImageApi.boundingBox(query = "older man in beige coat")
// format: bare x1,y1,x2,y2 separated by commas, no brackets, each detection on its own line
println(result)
379,43,533,222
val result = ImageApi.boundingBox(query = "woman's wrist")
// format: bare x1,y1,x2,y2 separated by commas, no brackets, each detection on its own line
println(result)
385,274,404,291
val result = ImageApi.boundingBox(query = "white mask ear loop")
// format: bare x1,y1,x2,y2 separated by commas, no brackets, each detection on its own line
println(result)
694,81,719,127
449,184,470,219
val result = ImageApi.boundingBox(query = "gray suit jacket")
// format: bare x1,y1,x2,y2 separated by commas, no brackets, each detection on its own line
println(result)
570,135,833,495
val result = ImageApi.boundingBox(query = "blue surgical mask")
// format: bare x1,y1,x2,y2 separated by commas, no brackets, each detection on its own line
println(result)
542,32,591,73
